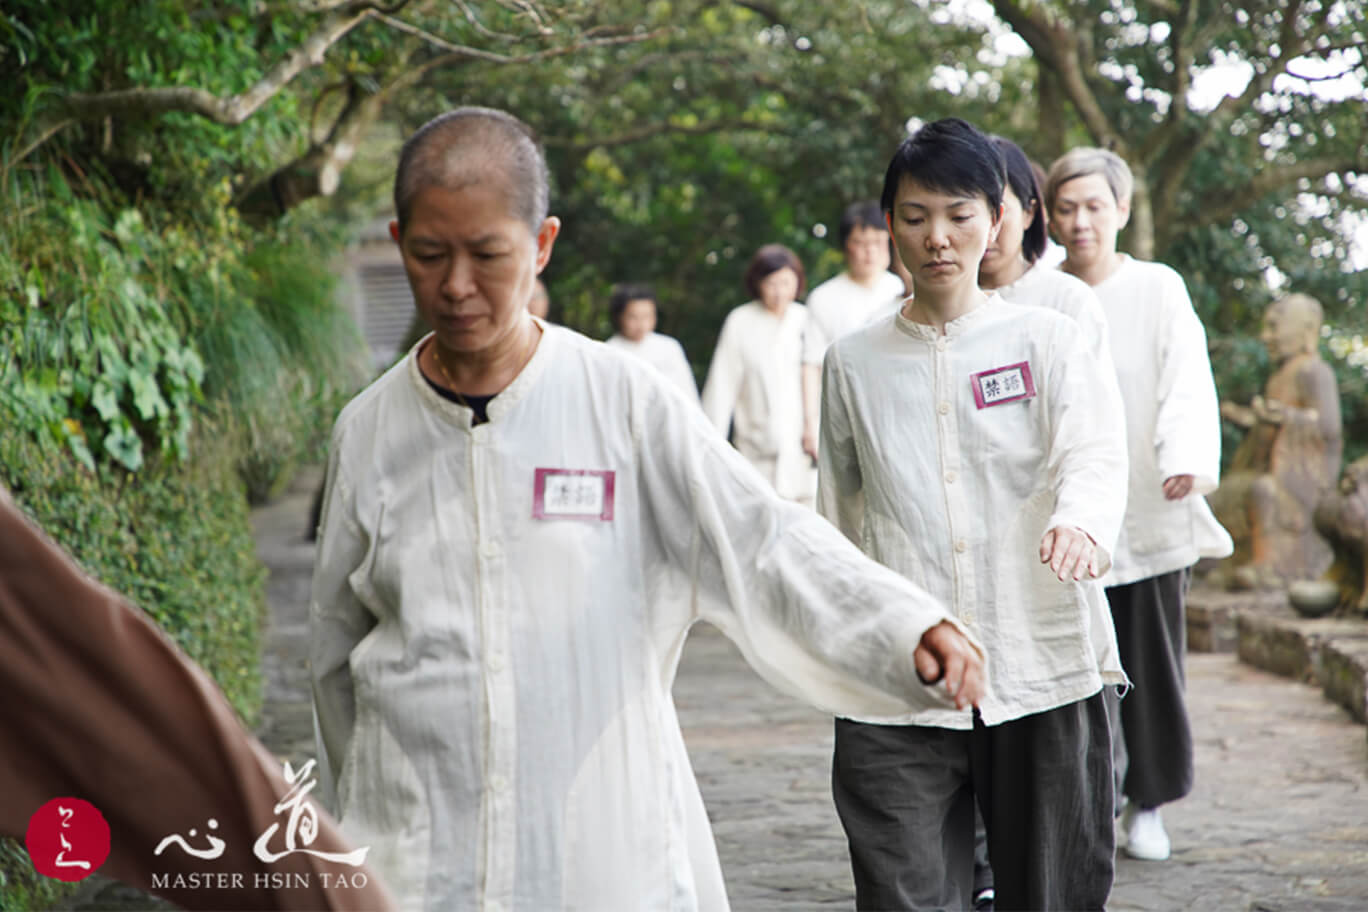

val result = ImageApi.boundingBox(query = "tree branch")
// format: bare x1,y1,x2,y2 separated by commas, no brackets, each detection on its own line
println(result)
452,0,521,42
232,14,668,221
1137,0,1198,163
493,0,553,35
1208,0,1312,125
234,65,416,223
1194,155,1368,230
1284,64,1362,82
374,14,666,64
992,0,1122,151
57,0,410,126
990,0,1062,71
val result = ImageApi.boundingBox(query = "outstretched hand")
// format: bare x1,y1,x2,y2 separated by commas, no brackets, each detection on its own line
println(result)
1038,526,1100,581
913,620,986,711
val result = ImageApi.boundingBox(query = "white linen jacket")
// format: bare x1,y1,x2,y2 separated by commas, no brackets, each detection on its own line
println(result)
605,331,697,400
1090,256,1233,586
701,301,814,500
311,323,980,911
819,298,1129,727
801,271,908,365
997,260,1116,381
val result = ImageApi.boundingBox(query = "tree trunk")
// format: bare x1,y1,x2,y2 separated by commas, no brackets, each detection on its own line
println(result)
1035,64,1066,164
234,83,385,225
1127,167,1156,261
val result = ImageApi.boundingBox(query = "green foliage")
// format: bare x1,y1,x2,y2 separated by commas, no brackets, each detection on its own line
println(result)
3,0,308,206
0,169,205,474
0,837,74,911
221,220,369,503
1,159,365,497
389,0,991,368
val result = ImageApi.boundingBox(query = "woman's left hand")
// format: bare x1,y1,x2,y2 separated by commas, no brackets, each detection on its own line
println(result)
1038,526,1099,582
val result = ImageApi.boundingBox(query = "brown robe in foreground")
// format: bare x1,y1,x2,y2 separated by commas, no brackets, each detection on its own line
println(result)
0,485,395,911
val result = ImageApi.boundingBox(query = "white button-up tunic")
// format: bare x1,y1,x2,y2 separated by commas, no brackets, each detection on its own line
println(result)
998,261,1114,376
1091,256,1233,585
819,298,1129,727
801,271,908,364
605,331,697,400
311,325,977,911
701,301,814,501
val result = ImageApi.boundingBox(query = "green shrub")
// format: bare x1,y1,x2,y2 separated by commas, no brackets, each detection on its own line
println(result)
0,838,71,911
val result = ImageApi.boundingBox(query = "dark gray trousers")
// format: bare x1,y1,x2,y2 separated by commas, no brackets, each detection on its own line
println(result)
832,693,1114,911
1105,568,1194,808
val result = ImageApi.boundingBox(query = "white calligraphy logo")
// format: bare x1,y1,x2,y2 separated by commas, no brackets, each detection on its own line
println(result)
153,757,368,868
252,760,368,866
155,818,226,860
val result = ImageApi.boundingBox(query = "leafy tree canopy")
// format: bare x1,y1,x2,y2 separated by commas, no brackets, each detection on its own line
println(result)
4,0,1367,458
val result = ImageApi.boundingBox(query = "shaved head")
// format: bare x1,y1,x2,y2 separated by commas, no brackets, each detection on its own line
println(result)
393,106,550,234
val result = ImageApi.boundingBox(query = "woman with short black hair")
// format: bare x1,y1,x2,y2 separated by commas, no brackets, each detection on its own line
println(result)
821,118,1128,911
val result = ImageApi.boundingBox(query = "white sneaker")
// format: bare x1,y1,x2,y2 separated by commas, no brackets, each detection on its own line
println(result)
1123,807,1171,861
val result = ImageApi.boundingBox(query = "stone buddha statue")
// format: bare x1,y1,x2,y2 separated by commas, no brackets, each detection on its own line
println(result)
1210,293,1342,589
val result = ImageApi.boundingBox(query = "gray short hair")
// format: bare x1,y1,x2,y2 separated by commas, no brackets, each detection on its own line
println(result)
1044,147,1133,215
393,106,550,233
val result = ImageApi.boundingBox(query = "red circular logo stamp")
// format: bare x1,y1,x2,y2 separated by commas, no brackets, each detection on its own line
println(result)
25,798,110,882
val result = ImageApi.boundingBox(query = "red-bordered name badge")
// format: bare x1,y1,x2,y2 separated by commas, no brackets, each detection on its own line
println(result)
970,361,1036,409
533,469,615,521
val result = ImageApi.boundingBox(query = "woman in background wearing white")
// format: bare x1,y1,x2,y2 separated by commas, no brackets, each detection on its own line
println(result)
702,244,815,506
604,283,697,399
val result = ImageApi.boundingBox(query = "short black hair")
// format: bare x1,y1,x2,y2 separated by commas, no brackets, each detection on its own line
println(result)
393,106,549,233
838,201,886,248
743,244,806,300
880,118,1004,218
608,283,657,331
991,136,1048,264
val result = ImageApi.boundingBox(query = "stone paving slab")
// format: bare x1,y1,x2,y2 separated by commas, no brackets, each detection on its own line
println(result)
1187,587,1288,654
1237,602,1368,685
677,625,1368,911
1322,638,1368,725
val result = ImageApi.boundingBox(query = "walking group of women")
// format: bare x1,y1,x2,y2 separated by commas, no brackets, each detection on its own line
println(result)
302,106,1235,912
588,119,1230,911
0,103,1232,912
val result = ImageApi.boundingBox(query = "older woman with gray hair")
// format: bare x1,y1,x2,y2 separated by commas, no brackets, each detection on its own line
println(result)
1046,145,1233,863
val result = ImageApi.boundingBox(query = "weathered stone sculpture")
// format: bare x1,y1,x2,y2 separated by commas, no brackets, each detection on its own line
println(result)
1210,293,1342,589
1313,456,1368,616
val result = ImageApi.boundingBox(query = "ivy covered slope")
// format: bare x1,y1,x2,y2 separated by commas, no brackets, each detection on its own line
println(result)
0,163,366,716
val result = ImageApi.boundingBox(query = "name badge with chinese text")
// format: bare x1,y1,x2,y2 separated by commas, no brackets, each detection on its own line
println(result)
533,469,616,521
970,361,1036,409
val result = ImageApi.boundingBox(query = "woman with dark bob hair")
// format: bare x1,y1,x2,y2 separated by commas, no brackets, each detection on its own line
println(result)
701,243,816,505
819,117,1129,911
